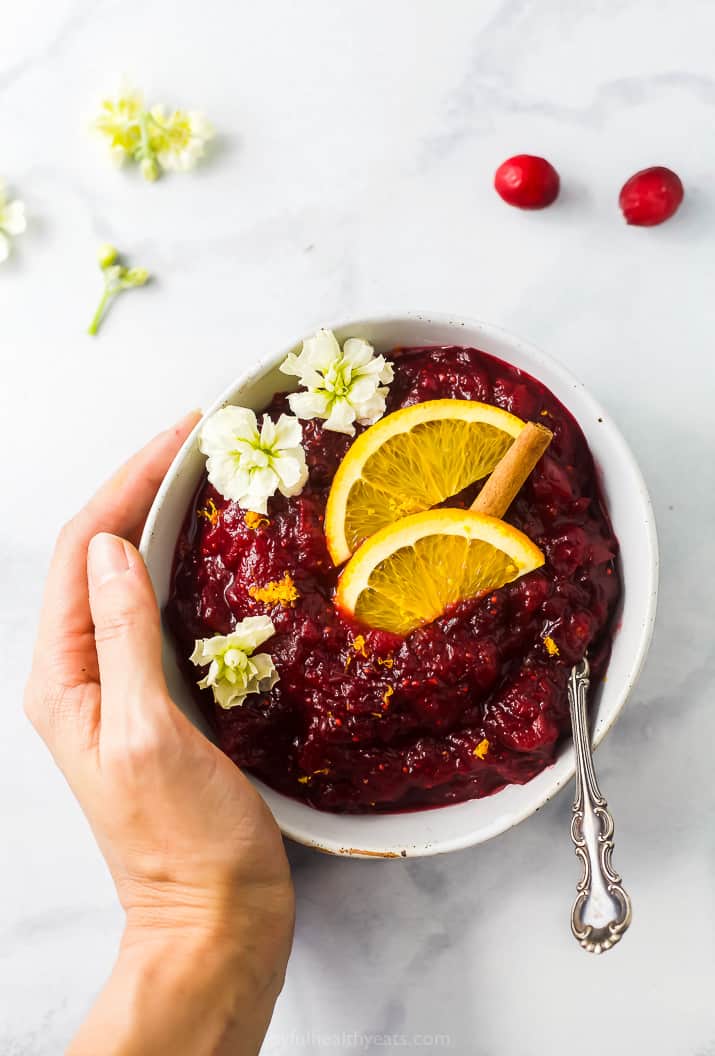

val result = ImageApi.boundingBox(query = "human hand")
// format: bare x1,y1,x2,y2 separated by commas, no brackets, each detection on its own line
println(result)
25,412,294,1055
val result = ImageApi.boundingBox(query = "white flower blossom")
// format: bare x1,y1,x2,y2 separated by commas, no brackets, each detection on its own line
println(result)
151,106,214,171
190,616,279,709
199,406,308,514
92,84,144,166
0,181,27,263
92,83,213,179
280,329,394,436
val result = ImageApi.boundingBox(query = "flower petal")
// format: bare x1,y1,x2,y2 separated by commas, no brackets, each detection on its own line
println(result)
2,200,26,236
188,110,215,140
272,451,307,491
229,615,276,651
199,406,259,455
323,398,357,435
272,413,304,449
251,465,279,496
342,337,376,370
354,388,389,425
241,493,270,515
259,415,277,448
251,652,280,692
189,640,209,666
348,375,380,404
280,351,323,390
204,454,244,502
0,232,10,264
287,390,331,420
279,351,303,378
213,681,245,709
379,360,395,385
302,328,342,372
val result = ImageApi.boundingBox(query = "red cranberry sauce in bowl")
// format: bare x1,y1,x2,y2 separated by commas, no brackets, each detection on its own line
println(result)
166,346,621,814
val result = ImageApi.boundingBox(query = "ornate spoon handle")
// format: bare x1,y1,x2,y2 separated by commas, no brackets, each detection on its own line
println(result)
568,658,632,953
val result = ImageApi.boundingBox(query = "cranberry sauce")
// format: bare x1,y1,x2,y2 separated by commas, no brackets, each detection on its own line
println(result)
167,347,621,813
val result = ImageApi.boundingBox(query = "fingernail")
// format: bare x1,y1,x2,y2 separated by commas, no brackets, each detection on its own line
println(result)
88,533,132,587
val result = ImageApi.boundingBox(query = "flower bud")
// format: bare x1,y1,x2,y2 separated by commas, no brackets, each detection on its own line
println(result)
124,267,150,287
98,243,118,268
140,156,160,182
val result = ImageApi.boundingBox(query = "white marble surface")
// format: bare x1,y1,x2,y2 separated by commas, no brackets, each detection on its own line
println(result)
2,0,714,1052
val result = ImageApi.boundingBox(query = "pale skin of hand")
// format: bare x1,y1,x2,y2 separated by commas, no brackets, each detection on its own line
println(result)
24,412,295,1056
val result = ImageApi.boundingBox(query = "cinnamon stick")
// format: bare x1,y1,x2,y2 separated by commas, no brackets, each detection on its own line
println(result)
471,421,552,518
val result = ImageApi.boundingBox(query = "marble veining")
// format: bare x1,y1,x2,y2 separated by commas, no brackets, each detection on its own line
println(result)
2,0,714,1053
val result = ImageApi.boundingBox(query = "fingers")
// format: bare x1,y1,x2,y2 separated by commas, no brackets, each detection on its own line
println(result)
87,534,168,720
34,410,200,688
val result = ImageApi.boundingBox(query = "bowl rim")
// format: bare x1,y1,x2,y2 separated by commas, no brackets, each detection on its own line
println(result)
140,311,659,858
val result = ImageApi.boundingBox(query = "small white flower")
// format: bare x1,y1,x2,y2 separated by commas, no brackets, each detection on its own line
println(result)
280,328,394,436
199,406,308,514
151,106,214,172
0,180,27,263
190,616,279,709
92,83,145,164
92,82,214,179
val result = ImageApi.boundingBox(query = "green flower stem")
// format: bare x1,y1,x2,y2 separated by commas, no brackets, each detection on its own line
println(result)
88,251,149,336
136,111,160,180
87,287,115,336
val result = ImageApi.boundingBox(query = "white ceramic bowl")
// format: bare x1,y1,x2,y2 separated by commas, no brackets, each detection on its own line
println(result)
140,313,658,859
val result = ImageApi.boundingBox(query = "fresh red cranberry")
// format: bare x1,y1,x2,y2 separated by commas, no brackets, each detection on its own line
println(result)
494,154,560,209
618,166,684,226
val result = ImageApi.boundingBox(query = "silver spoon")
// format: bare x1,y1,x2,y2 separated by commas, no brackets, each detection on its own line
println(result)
568,658,632,953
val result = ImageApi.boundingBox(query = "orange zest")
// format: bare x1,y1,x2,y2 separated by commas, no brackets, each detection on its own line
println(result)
249,572,299,607
473,738,490,759
245,510,269,530
196,498,219,525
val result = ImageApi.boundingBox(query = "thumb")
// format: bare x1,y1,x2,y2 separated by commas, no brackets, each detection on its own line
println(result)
87,533,168,714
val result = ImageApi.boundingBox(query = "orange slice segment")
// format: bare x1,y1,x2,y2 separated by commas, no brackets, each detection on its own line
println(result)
325,399,524,565
335,508,544,636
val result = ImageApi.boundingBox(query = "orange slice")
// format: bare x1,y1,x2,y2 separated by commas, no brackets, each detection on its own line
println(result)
324,399,524,565
335,508,544,636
